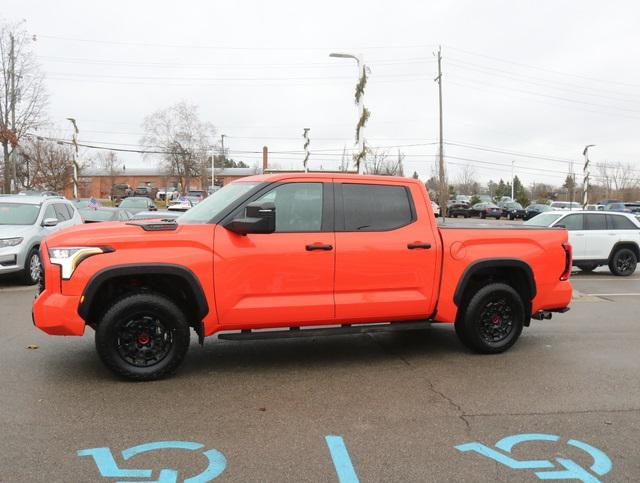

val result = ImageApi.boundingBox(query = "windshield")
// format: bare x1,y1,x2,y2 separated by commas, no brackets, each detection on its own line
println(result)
524,213,562,226
505,202,523,209
0,202,41,225
120,198,148,208
79,209,117,221
179,181,261,224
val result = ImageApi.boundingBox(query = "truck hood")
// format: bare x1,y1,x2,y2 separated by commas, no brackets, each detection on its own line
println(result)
43,220,177,247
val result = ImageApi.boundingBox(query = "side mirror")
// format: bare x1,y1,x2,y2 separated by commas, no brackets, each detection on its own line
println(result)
225,201,276,235
42,217,59,227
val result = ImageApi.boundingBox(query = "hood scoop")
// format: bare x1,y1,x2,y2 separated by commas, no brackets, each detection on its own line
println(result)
126,220,178,231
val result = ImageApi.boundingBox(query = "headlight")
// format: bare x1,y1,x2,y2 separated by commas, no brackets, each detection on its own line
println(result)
0,237,23,248
48,246,114,280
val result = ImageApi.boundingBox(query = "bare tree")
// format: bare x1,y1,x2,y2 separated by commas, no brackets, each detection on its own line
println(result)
0,21,47,193
141,101,216,192
455,164,477,195
95,151,123,190
20,137,74,193
364,148,404,176
596,161,640,199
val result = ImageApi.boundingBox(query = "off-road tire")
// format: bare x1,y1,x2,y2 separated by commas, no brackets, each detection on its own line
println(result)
609,248,637,277
95,293,190,381
20,248,41,285
455,283,525,354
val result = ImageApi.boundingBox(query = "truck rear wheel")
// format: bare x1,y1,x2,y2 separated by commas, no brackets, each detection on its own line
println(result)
95,293,190,381
455,283,524,354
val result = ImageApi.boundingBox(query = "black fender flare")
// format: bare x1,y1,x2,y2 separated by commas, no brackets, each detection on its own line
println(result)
608,241,640,261
78,263,209,321
453,258,536,306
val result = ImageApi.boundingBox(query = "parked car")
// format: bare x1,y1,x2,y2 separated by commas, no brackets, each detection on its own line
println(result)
134,185,158,199
79,207,132,223
448,203,471,218
585,204,605,211
131,211,181,221
525,211,640,276
185,190,207,206
110,184,133,205
523,203,552,220
0,196,82,284
431,201,440,217
167,197,193,212
33,173,572,380
18,190,62,197
469,202,502,219
500,201,526,220
454,195,470,204
118,196,157,214
478,195,493,203
605,202,632,213
623,202,640,214
549,201,582,211
156,187,179,202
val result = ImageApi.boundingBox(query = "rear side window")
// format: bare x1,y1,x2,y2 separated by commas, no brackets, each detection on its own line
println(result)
559,214,584,230
585,214,607,230
342,183,413,231
608,215,637,230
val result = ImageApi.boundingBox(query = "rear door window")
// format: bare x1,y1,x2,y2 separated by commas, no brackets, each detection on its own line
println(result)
585,214,607,230
342,183,413,231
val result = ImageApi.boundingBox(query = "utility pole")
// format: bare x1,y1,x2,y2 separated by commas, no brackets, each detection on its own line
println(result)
67,118,79,198
6,34,16,193
582,144,595,208
303,128,310,172
511,160,515,200
435,45,446,219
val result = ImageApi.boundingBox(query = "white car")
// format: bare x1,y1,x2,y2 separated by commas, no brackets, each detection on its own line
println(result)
167,198,193,212
0,195,83,284
549,201,582,211
431,201,440,217
525,210,640,276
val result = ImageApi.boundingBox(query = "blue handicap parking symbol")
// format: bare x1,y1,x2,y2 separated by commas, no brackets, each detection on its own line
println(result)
455,433,612,482
78,441,227,482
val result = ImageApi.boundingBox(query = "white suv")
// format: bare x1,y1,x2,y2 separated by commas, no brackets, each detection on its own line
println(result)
525,210,640,276
0,196,83,284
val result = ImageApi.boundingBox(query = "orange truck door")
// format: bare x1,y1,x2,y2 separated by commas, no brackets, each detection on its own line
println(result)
213,180,335,327
334,181,439,323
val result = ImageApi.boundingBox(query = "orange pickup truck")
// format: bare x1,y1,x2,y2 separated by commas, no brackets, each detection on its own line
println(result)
33,174,572,380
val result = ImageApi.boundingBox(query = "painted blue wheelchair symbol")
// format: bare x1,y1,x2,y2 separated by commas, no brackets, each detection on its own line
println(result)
78,441,227,482
455,433,612,482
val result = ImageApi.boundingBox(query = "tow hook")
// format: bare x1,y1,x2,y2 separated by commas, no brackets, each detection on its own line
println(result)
532,310,553,320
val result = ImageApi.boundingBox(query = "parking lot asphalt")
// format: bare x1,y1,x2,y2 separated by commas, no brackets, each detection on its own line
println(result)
1,267,639,482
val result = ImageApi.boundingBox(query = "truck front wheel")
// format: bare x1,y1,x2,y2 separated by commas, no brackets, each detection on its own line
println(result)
455,283,524,354
95,293,191,381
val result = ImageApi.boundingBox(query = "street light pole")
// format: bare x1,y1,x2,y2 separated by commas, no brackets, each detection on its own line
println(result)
582,144,596,208
330,52,368,174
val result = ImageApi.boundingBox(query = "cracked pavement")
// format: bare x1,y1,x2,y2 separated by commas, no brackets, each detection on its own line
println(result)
1,276,639,482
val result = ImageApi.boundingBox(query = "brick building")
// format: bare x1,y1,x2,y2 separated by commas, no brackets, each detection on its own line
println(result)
65,166,262,199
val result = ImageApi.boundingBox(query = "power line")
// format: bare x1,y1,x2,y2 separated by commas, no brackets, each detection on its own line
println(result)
444,44,640,89
38,34,435,52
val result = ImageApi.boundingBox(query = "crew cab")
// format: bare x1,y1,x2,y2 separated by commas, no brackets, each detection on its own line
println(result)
525,210,640,275
32,174,573,380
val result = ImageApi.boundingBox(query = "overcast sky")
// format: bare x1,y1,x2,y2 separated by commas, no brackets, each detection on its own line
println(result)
5,0,640,188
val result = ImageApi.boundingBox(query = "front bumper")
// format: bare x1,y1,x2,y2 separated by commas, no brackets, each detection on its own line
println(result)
0,246,24,275
33,289,85,336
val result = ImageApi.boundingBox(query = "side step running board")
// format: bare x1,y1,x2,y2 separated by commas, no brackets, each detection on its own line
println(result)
217,321,431,341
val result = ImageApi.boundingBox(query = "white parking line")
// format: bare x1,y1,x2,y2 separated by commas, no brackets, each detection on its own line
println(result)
572,278,640,281
0,286,36,293
586,293,640,296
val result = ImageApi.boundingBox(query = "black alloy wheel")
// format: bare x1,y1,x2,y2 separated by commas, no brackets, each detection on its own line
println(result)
609,248,637,277
95,293,191,380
